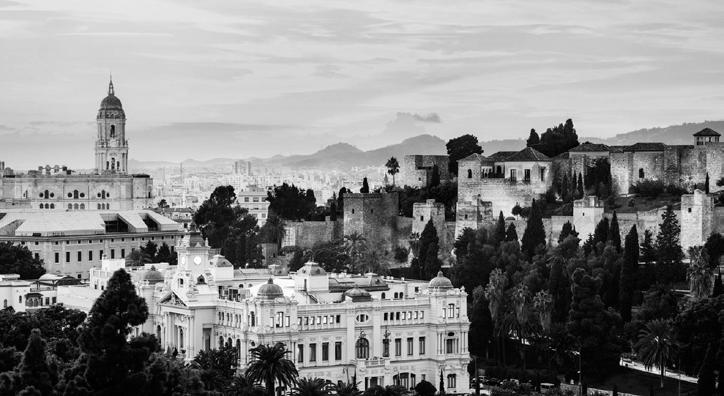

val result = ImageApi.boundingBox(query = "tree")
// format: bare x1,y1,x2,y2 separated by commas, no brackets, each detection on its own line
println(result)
566,268,623,378
484,268,508,366
155,242,176,265
640,230,656,264
246,343,298,396
687,246,713,301
418,220,440,279
558,221,577,244
704,172,710,193
634,319,675,389
69,268,153,394
655,205,684,283
703,232,724,269
593,217,609,248
0,242,46,279
414,380,436,396
505,223,518,242
360,178,370,194
521,199,545,258
446,134,483,176
18,329,53,396
292,378,330,396
493,212,506,246
430,165,440,188
452,227,476,260
619,225,639,322
536,118,579,158
344,233,368,274
193,344,239,391
608,211,621,252
140,240,158,264
385,157,400,186
332,382,361,396
157,199,169,209
468,286,494,359
266,183,316,221
576,173,584,199
526,128,540,147
259,212,286,248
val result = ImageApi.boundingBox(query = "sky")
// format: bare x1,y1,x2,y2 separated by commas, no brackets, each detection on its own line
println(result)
1,0,724,168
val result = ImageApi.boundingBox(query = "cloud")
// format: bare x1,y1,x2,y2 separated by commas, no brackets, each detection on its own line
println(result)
410,112,441,123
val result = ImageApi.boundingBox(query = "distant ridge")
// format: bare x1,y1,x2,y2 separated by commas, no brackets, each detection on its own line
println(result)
583,120,724,146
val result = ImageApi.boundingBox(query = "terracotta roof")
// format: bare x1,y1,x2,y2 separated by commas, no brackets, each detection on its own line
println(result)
624,142,666,152
459,153,485,162
693,128,721,137
569,142,609,153
486,151,518,162
504,147,551,162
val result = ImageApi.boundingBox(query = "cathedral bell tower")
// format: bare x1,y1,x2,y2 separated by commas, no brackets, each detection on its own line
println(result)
95,77,129,174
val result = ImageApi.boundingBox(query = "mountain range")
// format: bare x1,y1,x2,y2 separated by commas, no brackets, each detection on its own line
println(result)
129,120,723,171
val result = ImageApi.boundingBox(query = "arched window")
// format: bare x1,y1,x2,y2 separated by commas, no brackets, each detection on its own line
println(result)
44,190,49,199
496,166,502,175
117,161,121,170
355,337,369,359
156,325,162,342
106,161,109,170
97,203,101,210
250,312,256,327
68,204,72,210
219,336,224,348
467,169,472,179
50,204,54,209
3,299,6,308
236,339,241,362
227,337,232,348
179,328,184,349
381,292,386,299
73,190,79,199
73,203,79,210
80,203,85,210
110,125,116,137
639,168,645,179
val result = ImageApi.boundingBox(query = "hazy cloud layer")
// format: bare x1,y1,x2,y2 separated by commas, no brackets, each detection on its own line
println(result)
1,0,723,167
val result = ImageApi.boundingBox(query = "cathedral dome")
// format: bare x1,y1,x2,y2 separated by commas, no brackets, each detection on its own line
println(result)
428,271,453,290
257,278,283,299
98,79,125,113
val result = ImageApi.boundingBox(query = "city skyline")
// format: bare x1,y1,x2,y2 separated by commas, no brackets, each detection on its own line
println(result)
2,0,724,168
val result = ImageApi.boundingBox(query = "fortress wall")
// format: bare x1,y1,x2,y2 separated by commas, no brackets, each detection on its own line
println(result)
610,152,632,195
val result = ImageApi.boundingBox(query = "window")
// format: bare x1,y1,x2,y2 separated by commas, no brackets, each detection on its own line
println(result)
297,344,304,363
356,338,369,359
447,374,456,389
467,169,472,179
65,252,70,263
510,169,517,181
77,252,82,262
322,342,329,361
448,304,455,318
335,342,342,360
54,253,59,263
406,337,413,355
110,249,115,259
639,168,645,179
540,167,546,181
446,338,455,354
419,337,426,355
394,338,402,356
420,216,424,221
276,312,284,328
524,169,531,182
384,313,388,321
88,251,93,261
309,343,317,362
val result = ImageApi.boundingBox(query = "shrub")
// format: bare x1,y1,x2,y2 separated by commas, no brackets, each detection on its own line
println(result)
393,246,409,262
630,180,664,197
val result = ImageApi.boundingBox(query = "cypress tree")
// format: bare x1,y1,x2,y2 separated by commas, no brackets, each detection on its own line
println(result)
576,173,584,199
494,211,506,245
608,211,621,252
430,165,440,187
422,241,442,280
521,199,546,258
360,178,369,193
582,234,595,256
704,172,710,194
18,329,53,396
619,225,639,322
526,128,540,147
548,257,570,323
593,217,609,247
640,229,656,264
561,173,571,202
711,273,722,297
558,221,575,244
505,223,518,242
418,220,439,278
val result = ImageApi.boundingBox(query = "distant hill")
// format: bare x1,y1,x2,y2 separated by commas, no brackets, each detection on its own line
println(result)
584,120,724,146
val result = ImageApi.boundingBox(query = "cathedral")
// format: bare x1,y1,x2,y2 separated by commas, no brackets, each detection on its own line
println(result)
0,79,154,211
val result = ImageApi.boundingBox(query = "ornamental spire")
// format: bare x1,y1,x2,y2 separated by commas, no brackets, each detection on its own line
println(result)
108,74,114,96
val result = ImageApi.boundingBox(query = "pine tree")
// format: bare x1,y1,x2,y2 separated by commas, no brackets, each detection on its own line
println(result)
619,225,639,322
582,234,595,256
521,199,546,258
640,229,656,264
494,211,506,245
18,329,53,396
505,223,518,242
608,211,622,252
360,177,369,193
656,205,682,264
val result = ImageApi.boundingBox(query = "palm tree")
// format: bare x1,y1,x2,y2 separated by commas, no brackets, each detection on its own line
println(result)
261,212,286,248
333,382,362,396
484,268,508,366
385,157,400,186
246,343,298,396
634,319,675,389
687,246,713,300
292,378,330,396
228,374,267,396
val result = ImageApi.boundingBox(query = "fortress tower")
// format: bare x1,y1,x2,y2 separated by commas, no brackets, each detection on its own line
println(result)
95,78,129,174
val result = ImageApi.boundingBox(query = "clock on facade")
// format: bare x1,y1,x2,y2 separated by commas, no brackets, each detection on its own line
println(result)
193,256,202,265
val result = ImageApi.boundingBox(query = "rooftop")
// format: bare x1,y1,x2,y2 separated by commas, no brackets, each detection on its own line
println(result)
504,147,551,162
693,128,721,137
568,142,610,153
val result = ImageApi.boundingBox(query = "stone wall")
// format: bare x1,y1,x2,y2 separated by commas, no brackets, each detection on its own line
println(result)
681,190,714,253
343,192,400,253
400,155,450,188
282,219,341,249
458,178,546,218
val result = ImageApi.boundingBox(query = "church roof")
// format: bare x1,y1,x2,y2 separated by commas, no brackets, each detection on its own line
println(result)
693,128,721,137
504,147,551,162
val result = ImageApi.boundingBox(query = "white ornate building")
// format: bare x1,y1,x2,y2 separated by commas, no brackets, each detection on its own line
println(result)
59,227,471,392
0,79,154,211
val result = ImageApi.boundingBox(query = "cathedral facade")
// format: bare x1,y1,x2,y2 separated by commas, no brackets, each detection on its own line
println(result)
0,79,154,211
